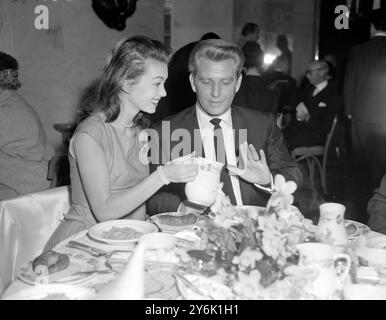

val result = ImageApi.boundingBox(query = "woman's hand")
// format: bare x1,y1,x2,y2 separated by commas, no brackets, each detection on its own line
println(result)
162,152,199,183
227,142,271,185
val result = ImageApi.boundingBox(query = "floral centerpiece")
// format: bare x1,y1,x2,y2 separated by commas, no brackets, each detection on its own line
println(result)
183,174,319,299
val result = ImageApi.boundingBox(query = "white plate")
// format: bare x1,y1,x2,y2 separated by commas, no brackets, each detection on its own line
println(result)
18,258,101,286
151,212,199,234
176,274,235,300
2,284,95,300
344,219,371,240
344,284,386,300
88,220,157,245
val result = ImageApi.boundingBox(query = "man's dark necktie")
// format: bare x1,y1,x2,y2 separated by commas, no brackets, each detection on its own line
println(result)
210,118,237,205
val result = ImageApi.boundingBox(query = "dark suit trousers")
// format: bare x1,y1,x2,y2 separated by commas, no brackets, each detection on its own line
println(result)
352,121,386,190
282,120,325,151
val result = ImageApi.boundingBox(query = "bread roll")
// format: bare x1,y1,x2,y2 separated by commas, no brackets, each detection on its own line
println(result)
157,213,197,226
32,250,70,274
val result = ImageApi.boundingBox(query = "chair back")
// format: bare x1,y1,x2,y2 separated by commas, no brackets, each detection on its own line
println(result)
47,155,70,188
0,186,71,296
323,115,339,160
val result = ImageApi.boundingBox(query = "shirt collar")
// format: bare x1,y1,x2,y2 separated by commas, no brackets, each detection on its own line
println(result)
374,31,386,37
315,80,328,93
195,104,232,129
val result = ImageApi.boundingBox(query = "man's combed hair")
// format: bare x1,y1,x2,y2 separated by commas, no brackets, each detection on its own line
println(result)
188,39,245,77
81,35,171,128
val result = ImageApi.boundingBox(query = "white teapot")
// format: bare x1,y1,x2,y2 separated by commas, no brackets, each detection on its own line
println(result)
185,157,223,207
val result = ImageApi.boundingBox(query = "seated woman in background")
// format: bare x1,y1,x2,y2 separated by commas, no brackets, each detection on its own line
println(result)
45,36,198,250
0,52,52,200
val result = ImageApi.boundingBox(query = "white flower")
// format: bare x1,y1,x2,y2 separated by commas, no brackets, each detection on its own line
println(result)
266,174,297,211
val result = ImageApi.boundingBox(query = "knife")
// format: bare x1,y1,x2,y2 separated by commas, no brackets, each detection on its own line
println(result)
66,241,108,257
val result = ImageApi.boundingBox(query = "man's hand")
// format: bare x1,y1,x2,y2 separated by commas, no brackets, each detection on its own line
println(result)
227,142,271,185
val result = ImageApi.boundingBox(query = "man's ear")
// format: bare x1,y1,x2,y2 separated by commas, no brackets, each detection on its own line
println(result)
189,73,197,93
235,73,243,93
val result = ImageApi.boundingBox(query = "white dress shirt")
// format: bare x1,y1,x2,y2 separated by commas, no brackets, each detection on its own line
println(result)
196,105,244,205
313,80,328,96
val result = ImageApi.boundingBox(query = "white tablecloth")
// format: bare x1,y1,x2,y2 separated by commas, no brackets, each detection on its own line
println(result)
3,228,386,299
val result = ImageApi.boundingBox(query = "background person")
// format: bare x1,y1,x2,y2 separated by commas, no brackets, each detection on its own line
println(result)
233,41,278,114
343,7,386,191
283,60,341,151
0,51,52,200
237,22,263,52
367,173,386,235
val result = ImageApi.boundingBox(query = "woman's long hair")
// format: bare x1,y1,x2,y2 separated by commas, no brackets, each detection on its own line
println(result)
81,35,171,129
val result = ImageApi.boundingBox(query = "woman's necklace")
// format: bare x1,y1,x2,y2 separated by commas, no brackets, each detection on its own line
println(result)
116,117,133,128
115,118,135,137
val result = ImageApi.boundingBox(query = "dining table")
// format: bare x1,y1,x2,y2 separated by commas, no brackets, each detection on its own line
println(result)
2,217,386,300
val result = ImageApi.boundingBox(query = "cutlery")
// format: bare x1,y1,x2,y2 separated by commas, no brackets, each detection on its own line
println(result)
174,272,214,299
66,241,133,257
66,241,108,257
53,270,114,283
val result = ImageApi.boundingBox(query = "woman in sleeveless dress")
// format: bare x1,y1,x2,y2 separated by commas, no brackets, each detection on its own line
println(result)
45,36,198,250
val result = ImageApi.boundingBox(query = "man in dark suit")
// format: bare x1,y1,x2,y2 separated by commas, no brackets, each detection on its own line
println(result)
151,32,220,123
283,60,341,151
147,39,302,215
344,8,386,189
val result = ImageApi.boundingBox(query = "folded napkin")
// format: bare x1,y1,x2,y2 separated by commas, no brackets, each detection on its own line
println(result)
94,242,145,300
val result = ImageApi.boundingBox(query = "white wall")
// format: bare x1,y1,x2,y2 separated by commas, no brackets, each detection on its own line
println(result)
0,0,164,154
171,0,234,50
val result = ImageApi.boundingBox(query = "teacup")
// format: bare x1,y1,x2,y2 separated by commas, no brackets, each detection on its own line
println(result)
185,157,223,207
296,243,351,299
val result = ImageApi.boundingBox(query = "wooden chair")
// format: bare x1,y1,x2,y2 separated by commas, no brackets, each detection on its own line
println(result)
291,115,338,195
47,155,70,188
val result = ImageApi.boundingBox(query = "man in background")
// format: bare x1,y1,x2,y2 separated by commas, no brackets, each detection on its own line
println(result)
237,22,263,52
283,60,341,151
233,41,277,114
344,8,386,191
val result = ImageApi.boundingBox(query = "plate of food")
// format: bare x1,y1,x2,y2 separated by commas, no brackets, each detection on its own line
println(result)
18,250,106,285
2,284,95,300
345,219,371,240
88,219,158,245
151,212,199,233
